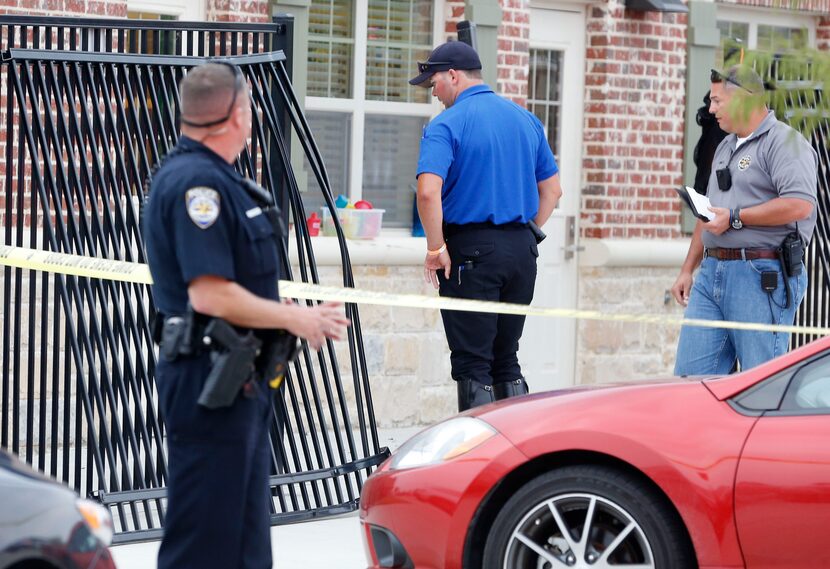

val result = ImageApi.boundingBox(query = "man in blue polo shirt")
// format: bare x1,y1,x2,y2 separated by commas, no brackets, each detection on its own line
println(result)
410,41,563,412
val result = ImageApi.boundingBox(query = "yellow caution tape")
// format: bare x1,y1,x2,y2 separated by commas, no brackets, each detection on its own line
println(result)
0,244,828,336
0,244,153,284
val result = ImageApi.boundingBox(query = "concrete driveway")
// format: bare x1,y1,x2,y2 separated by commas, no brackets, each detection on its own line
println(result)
110,427,424,569
111,511,366,569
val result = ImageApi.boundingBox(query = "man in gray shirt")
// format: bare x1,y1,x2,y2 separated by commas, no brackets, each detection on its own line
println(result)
672,65,817,375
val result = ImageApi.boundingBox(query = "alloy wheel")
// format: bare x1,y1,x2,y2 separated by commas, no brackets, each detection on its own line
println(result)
503,492,655,569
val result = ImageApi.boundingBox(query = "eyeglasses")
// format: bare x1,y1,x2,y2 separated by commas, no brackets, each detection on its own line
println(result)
710,68,756,94
180,61,246,128
417,60,451,73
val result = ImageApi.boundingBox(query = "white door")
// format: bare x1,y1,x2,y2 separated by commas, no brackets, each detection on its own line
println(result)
518,4,584,392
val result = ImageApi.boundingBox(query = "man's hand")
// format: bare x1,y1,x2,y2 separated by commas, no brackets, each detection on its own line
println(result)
424,250,451,289
671,271,694,306
703,206,731,236
286,301,351,351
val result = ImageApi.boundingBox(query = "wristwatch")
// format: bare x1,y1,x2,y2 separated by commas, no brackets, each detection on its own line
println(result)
730,208,743,230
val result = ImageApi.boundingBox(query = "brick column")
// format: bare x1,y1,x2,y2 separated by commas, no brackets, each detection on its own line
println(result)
819,17,830,51
582,0,687,239
1,0,126,17
207,0,269,22
443,0,530,105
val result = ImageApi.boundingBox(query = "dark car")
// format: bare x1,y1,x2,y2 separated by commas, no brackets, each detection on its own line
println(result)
0,449,115,569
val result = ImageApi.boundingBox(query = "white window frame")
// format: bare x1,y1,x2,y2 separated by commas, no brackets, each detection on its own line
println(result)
305,0,445,203
128,0,205,21
716,6,817,50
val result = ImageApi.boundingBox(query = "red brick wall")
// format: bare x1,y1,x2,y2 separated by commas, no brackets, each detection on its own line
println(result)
496,0,530,106
444,0,530,105
0,0,126,17
819,17,830,50
581,1,687,239
207,0,268,23
0,0,264,228
718,0,830,10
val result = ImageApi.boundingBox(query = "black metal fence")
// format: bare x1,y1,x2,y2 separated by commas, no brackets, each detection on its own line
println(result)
0,16,387,544
769,60,830,348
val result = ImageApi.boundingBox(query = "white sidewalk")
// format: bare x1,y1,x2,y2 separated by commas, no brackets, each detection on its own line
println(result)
111,513,366,569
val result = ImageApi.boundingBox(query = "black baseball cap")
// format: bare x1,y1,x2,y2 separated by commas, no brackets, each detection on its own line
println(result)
409,41,482,88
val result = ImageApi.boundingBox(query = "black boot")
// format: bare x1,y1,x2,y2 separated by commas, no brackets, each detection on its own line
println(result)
456,378,495,412
493,378,529,401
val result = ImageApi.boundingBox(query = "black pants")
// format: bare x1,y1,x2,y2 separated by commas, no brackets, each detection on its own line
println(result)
155,355,273,569
438,224,538,386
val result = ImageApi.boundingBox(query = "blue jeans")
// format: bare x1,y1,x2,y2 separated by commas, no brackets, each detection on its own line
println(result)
674,257,807,375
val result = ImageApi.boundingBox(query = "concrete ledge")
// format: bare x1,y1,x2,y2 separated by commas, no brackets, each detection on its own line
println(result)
579,238,691,267
290,236,693,268
288,236,426,266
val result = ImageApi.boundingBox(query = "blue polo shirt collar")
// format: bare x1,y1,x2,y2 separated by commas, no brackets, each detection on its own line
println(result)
455,84,493,104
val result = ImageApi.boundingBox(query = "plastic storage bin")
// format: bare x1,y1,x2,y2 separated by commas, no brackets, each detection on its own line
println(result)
321,207,385,239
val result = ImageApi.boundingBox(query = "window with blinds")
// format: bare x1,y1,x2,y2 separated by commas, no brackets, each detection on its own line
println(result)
757,25,808,52
528,49,562,158
303,111,352,217
362,115,428,226
716,21,749,65
309,0,355,98
717,19,810,62
366,0,433,103
303,0,437,233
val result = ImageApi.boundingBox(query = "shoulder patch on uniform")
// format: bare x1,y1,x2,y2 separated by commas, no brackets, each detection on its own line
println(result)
185,187,221,229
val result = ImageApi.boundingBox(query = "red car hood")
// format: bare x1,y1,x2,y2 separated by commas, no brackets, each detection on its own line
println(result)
464,376,753,463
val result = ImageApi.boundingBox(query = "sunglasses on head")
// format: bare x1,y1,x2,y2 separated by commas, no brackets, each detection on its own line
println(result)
710,68,755,94
417,60,451,73
181,61,246,128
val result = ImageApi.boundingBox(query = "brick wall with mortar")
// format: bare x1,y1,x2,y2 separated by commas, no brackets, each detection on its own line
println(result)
0,0,265,224
207,0,268,22
581,0,687,240
818,16,830,50
444,0,531,105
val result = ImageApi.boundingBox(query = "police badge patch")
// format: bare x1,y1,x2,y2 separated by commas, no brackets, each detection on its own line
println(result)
738,155,752,171
185,187,220,229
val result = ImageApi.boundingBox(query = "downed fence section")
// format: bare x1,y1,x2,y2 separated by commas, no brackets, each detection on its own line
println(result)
0,16,387,544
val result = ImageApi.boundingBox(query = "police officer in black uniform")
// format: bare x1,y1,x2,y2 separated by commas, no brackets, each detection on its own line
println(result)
143,62,349,569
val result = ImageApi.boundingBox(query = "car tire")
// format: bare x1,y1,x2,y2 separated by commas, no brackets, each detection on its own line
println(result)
482,465,696,569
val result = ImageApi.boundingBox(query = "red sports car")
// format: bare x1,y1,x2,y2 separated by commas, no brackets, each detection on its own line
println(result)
360,336,830,569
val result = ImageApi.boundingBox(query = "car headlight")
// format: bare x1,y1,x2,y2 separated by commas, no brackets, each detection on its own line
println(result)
389,417,497,470
76,498,114,546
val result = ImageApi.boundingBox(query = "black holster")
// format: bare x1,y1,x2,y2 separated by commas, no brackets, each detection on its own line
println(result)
257,330,300,388
779,232,804,277
158,308,203,361
198,319,262,409
777,232,806,310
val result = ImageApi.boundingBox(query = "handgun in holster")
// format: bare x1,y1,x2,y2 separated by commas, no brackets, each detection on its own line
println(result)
776,232,806,309
197,318,263,409
258,330,301,390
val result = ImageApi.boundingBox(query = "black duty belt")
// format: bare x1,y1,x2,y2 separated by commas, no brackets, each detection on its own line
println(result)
444,221,528,237
705,247,778,261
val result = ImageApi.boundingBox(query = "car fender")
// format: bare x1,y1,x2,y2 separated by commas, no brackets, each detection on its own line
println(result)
476,382,756,567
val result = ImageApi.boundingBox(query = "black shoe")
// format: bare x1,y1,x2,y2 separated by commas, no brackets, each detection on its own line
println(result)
493,378,529,401
456,378,495,412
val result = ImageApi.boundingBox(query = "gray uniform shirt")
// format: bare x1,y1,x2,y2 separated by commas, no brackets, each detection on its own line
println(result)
702,110,817,249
